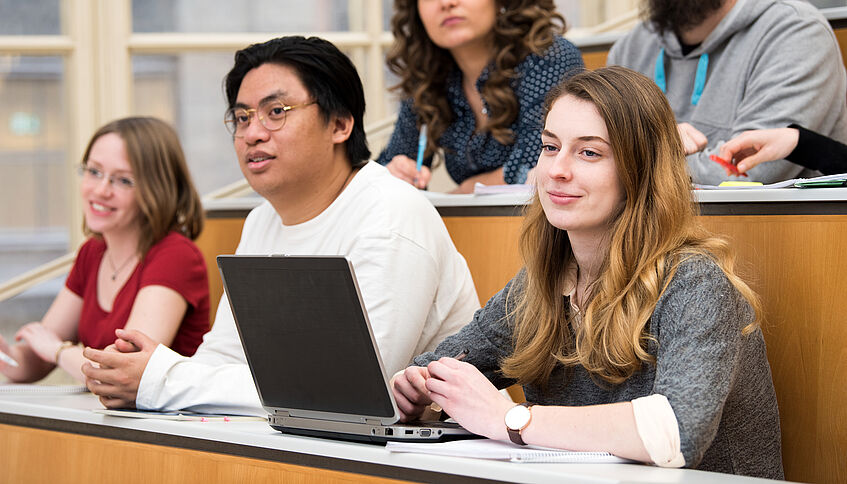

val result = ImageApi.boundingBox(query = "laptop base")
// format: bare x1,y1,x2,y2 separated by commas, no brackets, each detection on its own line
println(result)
272,424,481,444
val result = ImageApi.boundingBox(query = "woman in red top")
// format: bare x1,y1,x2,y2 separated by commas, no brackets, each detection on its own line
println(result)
0,117,209,383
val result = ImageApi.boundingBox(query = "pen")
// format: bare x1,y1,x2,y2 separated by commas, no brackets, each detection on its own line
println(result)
415,124,428,173
0,349,19,367
709,154,747,177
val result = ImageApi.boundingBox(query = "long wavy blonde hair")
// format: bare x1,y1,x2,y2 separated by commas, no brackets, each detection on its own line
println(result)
386,0,564,156
501,67,762,387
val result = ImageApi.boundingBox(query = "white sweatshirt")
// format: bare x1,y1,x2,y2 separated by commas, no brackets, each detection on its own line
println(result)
136,162,480,415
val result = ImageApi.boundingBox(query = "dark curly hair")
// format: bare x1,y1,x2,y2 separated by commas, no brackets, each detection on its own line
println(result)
386,0,565,156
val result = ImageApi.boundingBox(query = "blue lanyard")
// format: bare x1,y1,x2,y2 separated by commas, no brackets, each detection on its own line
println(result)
654,48,710,106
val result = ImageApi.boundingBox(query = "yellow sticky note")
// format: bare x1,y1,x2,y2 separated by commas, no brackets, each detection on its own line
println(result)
718,181,764,187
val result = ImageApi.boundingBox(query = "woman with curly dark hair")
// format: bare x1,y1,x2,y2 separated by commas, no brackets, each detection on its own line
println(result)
377,0,583,193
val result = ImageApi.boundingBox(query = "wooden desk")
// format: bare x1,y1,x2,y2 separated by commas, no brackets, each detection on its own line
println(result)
199,188,847,484
0,392,776,484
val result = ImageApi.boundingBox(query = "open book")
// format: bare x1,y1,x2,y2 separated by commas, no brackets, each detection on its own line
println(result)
386,438,630,463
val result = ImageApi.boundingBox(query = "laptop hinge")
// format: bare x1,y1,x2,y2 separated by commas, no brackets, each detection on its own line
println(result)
275,410,291,417
363,418,382,425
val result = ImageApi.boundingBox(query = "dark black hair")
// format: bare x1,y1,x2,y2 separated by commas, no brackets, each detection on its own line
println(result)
225,36,370,166
646,0,725,36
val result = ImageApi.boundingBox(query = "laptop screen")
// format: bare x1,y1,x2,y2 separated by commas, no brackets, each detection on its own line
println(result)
218,256,396,419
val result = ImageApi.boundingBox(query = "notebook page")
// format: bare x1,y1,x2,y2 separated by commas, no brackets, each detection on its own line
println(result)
386,438,629,463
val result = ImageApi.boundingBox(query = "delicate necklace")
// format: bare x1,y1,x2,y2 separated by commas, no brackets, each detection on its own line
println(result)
106,250,137,281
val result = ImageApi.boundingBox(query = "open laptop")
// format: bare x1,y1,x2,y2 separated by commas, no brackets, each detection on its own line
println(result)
217,254,474,443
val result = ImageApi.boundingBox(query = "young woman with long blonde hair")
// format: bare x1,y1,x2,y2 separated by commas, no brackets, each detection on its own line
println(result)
391,67,782,478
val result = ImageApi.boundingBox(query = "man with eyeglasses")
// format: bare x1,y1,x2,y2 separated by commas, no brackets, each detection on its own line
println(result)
81,36,480,414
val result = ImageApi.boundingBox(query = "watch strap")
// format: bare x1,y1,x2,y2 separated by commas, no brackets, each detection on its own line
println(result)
507,402,532,446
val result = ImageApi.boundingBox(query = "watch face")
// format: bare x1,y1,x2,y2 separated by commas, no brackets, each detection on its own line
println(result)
505,404,532,430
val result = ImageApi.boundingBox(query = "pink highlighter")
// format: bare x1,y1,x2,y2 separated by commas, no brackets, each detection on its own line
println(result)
710,154,747,177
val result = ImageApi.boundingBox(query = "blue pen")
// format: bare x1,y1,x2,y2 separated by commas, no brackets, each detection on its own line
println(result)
415,124,428,172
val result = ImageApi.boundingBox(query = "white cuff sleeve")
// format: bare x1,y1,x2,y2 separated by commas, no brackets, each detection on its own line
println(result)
632,394,686,468
136,343,183,410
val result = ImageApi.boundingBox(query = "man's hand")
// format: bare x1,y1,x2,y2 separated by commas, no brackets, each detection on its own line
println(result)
82,329,156,408
678,123,708,155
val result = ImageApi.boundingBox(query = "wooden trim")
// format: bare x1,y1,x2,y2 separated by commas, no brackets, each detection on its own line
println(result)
0,423,422,484
0,35,75,54
699,201,847,216
126,31,393,53
582,50,609,70
0,253,76,302
194,217,245,323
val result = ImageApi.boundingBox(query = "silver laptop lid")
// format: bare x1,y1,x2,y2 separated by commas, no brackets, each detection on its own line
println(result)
217,255,401,425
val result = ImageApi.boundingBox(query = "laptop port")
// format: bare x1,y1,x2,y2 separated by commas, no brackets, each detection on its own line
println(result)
405,429,413,435
384,428,393,436
420,429,432,437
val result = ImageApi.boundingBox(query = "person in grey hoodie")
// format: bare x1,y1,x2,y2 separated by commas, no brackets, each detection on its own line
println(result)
607,0,847,185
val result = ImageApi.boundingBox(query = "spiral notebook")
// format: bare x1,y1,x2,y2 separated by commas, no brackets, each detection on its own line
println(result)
0,384,88,395
94,408,265,422
386,439,630,463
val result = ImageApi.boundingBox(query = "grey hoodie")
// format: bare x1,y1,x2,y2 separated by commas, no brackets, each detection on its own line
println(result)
608,0,847,185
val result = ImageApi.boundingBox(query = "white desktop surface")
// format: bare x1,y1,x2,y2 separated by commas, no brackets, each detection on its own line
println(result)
0,392,781,484
202,187,847,212
426,187,847,205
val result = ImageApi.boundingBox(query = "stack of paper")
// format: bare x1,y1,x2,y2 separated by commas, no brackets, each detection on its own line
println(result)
695,172,847,190
473,183,535,196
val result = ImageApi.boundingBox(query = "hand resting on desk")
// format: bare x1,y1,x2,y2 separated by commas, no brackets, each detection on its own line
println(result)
392,357,513,440
82,328,156,408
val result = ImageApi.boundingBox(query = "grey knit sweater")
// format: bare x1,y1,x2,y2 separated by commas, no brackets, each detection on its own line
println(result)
413,256,783,478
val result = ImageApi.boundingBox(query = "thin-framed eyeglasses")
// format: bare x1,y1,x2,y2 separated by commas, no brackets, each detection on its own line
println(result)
78,164,136,190
224,99,316,137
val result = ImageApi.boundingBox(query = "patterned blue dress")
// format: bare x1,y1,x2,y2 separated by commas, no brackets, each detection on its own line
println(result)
377,36,584,184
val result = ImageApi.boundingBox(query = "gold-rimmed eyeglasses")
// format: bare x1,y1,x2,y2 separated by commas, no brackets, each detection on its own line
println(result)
78,164,136,190
224,99,316,137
